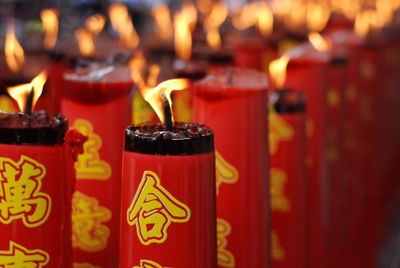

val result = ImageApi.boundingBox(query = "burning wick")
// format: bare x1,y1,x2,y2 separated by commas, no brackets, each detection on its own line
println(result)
162,93,173,131
24,88,34,114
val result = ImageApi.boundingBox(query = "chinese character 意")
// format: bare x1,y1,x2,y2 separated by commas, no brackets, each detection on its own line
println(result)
127,171,191,245
72,191,111,252
0,241,49,268
217,218,235,268
0,155,51,228
215,152,239,194
133,259,163,268
72,119,112,180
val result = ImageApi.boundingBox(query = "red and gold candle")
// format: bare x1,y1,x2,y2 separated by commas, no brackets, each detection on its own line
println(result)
194,67,270,268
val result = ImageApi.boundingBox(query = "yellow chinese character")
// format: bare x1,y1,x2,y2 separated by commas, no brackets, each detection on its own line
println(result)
272,230,285,261
361,61,374,80
217,218,235,268
269,112,294,154
73,263,101,268
215,152,239,194
72,191,111,252
0,241,49,268
0,155,51,228
133,259,163,268
0,96,17,112
127,171,191,245
270,168,290,212
327,88,340,107
72,119,112,180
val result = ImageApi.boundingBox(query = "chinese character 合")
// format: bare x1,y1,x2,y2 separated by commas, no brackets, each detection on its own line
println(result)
0,241,49,268
0,155,51,228
127,171,191,245
133,259,163,268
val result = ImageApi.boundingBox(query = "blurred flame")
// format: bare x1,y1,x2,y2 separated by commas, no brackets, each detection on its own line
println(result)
86,14,106,36
152,4,173,41
306,2,330,32
257,3,274,37
109,3,139,48
308,32,331,52
354,10,373,37
174,11,192,60
147,64,161,87
40,9,59,50
181,2,198,31
232,2,273,37
204,2,228,50
75,28,95,56
197,0,213,14
285,0,307,30
269,55,290,88
7,70,47,112
129,51,147,86
5,22,25,72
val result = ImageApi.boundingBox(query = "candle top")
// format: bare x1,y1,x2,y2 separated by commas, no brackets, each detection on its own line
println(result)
64,64,132,84
174,59,207,80
0,111,67,145
270,89,306,114
125,122,214,155
194,67,268,97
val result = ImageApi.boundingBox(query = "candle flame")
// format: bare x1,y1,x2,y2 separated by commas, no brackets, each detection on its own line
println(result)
86,14,106,36
75,28,95,56
269,55,290,89
308,32,331,52
197,0,213,14
5,21,25,72
174,10,192,60
152,4,173,41
232,2,273,37
354,10,373,37
109,3,139,49
7,70,47,112
181,2,198,32
306,2,330,32
257,3,274,37
147,65,161,87
40,9,59,50
204,1,228,50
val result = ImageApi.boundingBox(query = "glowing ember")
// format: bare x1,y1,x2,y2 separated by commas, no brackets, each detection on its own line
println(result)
5,21,25,72
40,9,59,50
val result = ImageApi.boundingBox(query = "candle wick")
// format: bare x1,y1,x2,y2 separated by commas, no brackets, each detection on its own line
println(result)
161,93,173,132
24,88,34,115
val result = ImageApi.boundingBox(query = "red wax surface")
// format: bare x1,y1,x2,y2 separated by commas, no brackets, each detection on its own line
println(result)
62,64,133,267
120,152,217,268
194,67,270,268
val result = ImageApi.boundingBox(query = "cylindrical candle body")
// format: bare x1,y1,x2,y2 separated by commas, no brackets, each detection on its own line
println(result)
269,90,307,268
62,66,132,267
194,67,270,268
120,123,216,268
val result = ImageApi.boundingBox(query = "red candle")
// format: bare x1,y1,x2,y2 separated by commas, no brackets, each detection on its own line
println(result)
194,67,270,268
120,122,216,268
62,64,133,267
269,89,307,268
0,111,84,268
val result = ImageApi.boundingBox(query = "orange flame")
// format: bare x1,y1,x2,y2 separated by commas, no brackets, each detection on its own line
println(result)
174,11,192,60
40,9,59,50
152,4,173,41
86,14,106,36
306,2,330,32
197,0,213,14
5,21,24,72
308,32,331,52
269,55,290,88
147,64,161,87
109,3,139,49
232,2,273,37
75,28,95,56
204,2,228,50
354,10,375,37
7,70,47,112
257,3,274,37
181,2,198,32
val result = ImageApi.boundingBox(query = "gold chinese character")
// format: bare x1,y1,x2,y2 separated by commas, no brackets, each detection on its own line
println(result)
361,61,374,80
72,119,112,180
269,112,294,154
215,152,239,194
127,171,191,245
72,191,111,252
133,259,163,268
0,241,49,268
73,263,101,268
217,218,235,268
0,155,51,228
272,230,285,261
270,168,290,212
0,96,17,112
327,88,340,107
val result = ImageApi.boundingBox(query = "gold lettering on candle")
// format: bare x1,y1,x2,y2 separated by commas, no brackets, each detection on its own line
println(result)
73,263,101,268
127,171,191,245
0,95,17,112
215,152,239,194
0,155,51,228
272,230,285,260
361,61,375,80
0,241,49,267
270,168,290,213
327,88,340,107
72,191,111,252
217,218,235,267
269,112,294,155
72,119,112,180
133,259,163,268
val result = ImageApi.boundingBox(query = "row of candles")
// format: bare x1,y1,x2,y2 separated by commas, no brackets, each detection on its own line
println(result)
0,0,400,267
